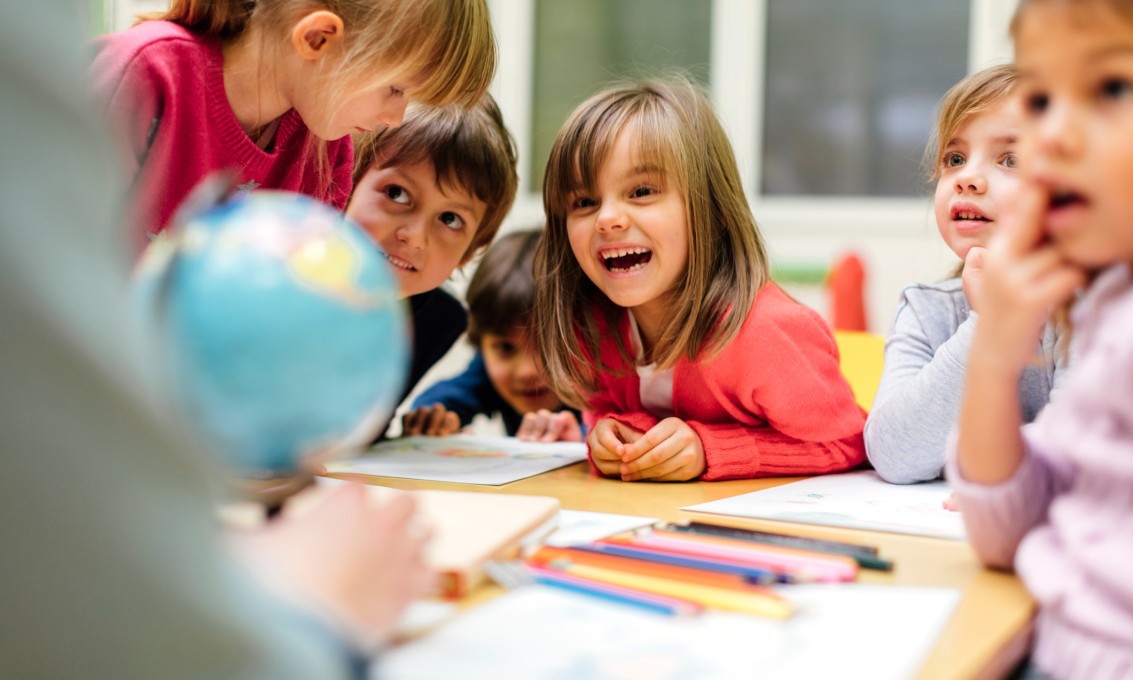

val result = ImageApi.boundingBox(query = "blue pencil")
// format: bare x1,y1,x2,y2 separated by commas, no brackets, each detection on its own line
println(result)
528,566,702,617
579,542,789,583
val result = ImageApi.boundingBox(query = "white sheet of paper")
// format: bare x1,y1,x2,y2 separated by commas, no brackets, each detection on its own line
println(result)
375,584,959,680
326,435,588,485
544,509,658,547
684,470,965,540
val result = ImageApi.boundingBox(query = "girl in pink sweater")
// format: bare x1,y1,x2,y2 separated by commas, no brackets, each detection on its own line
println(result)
950,1,1133,677
534,77,866,483
92,0,495,253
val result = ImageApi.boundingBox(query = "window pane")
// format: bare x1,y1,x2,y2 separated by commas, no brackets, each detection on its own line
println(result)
531,0,712,189
761,0,970,197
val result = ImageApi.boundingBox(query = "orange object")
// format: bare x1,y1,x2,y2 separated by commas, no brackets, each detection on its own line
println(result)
827,252,868,331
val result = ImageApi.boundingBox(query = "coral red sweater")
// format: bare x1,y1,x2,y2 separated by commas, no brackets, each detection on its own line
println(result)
92,21,353,254
583,284,867,480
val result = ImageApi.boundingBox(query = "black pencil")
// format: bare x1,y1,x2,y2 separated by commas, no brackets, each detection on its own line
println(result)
660,521,894,572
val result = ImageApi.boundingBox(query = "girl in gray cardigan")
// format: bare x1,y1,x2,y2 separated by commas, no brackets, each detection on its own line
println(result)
864,65,1068,484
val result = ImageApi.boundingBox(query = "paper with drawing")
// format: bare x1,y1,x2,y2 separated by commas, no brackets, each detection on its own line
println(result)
684,471,966,540
326,435,588,485
375,584,959,680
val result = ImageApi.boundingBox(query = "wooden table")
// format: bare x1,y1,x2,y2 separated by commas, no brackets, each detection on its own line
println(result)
332,462,1034,680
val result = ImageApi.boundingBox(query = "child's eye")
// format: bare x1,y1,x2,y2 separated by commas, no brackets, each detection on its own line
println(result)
1025,91,1050,115
943,152,965,168
570,196,597,211
389,85,405,98
1000,152,1018,169
1100,77,1133,101
384,185,410,205
630,185,656,199
438,211,465,230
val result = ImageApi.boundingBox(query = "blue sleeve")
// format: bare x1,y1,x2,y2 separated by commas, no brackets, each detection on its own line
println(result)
411,353,502,426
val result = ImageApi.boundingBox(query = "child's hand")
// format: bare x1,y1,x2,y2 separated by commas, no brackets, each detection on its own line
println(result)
616,417,706,482
232,484,434,648
942,492,960,512
402,404,461,437
587,418,643,477
961,246,987,313
517,409,584,442
974,185,1085,373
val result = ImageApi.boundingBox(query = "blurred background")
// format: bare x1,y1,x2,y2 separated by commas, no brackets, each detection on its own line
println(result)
88,0,1020,422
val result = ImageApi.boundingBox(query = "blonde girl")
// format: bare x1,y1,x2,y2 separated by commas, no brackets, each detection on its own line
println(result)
91,0,495,253
865,65,1069,485
950,0,1133,677
534,76,866,482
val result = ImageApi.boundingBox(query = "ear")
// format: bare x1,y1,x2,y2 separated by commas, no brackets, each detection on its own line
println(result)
291,10,345,61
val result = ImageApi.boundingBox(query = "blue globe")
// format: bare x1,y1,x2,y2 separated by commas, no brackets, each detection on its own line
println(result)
135,190,408,476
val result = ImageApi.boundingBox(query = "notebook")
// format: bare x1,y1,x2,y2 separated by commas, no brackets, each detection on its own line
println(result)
302,479,562,597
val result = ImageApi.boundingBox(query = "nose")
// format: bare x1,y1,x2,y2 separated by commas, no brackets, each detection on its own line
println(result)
954,164,987,194
374,93,410,129
515,348,541,383
594,200,627,233
395,216,426,251
1034,100,1083,160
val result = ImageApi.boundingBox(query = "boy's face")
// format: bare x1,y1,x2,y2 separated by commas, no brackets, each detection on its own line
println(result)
347,160,485,297
933,99,1024,260
480,327,561,416
1015,1,1133,267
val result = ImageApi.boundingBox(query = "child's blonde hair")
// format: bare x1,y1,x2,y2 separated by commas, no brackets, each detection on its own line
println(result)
925,64,1019,182
143,0,495,108
350,94,518,263
535,75,769,406
143,0,497,194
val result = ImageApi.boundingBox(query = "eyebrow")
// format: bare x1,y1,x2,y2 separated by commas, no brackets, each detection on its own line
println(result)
1086,44,1133,63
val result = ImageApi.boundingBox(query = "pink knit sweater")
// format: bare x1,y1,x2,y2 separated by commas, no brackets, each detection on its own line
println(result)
948,264,1133,680
92,21,353,253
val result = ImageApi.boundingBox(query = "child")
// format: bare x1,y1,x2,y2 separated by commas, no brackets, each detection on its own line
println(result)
949,1,1133,676
534,76,867,482
346,95,518,435
402,229,583,442
91,0,495,253
865,65,1069,485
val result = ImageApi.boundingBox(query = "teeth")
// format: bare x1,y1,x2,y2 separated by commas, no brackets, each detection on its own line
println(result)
609,261,648,273
384,252,415,271
956,212,984,220
601,246,651,261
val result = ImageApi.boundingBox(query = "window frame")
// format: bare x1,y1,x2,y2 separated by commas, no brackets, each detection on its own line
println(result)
489,0,1018,237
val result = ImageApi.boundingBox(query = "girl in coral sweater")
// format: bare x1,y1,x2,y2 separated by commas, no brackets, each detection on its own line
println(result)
533,76,866,482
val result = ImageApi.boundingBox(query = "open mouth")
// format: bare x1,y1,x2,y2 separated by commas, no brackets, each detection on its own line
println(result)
1050,189,1087,210
601,246,653,273
517,386,552,399
383,251,417,272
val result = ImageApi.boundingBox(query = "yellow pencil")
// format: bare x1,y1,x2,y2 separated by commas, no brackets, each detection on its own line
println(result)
555,562,794,619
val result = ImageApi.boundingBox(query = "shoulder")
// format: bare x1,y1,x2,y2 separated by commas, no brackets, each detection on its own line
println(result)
92,22,212,101
735,283,834,348
94,21,207,74
889,278,968,335
898,278,965,310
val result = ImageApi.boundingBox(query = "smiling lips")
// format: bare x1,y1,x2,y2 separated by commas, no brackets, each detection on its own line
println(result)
600,246,653,273
951,203,992,231
383,251,417,272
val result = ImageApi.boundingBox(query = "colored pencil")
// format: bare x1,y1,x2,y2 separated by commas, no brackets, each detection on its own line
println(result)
526,565,702,617
547,562,794,619
605,533,858,582
579,541,786,583
661,521,894,571
528,546,778,593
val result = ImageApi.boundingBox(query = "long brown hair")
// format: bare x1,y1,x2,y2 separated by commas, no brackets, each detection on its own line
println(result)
534,76,769,406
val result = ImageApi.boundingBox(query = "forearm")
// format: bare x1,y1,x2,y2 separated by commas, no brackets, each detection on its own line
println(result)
956,339,1026,484
866,318,974,483
691,422,865,481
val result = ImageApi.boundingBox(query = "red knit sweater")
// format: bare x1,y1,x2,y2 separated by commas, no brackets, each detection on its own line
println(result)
92,21,353,254
583,284,867,480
